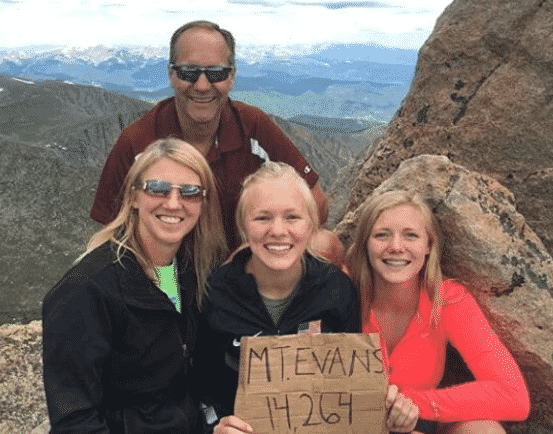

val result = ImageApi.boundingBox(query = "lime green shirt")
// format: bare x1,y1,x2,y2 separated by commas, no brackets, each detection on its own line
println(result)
154,258,180,313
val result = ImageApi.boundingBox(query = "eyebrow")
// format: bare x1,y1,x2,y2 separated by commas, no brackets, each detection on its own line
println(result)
373,226,421,232
253,208,302,214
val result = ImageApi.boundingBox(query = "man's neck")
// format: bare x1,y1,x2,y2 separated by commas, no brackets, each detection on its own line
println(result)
176,111,220,158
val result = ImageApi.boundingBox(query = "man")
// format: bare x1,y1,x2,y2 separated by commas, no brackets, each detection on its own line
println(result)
90,20,329,250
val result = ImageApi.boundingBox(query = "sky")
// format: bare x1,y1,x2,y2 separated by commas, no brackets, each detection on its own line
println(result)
0,0,452,53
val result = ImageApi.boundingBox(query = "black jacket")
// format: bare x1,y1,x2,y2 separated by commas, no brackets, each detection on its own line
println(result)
42,242,200,433
193,249,360,422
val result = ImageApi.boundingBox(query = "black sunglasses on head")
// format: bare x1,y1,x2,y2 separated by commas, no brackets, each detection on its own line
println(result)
170,65,233,83
138,180,206,200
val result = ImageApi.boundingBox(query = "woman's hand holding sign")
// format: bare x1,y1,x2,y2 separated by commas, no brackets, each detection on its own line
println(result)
386,384,419,433
214,416,253,434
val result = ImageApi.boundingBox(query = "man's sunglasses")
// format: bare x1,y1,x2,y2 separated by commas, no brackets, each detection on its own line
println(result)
170,65,233,83
138,180,206,201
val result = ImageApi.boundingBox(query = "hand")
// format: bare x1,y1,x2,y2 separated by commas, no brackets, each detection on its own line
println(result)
213,416,253,434
386,384,419,433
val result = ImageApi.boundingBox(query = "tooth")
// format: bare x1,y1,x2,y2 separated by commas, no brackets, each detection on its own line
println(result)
159,216,181,223
266,245,290,251
384,260,408,266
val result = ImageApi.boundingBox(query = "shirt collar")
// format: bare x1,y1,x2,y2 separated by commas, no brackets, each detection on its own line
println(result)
159,97,244,162
116,251,176,311
209,97,243,156
365,287,433,333
155,97,184,141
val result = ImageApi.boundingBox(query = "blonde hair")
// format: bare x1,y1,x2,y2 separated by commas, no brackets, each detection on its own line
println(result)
86,138,228,305
345,190,443,327
228,161,321,262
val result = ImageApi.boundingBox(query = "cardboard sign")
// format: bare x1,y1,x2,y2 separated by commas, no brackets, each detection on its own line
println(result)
234,333,388,434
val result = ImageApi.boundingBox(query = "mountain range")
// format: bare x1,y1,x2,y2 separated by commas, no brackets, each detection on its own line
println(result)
0,43,416,122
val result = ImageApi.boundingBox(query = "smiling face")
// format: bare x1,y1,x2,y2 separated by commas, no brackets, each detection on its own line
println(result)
367,204,430,289
243,177,314,277
133,157,203,265
170,27,234,128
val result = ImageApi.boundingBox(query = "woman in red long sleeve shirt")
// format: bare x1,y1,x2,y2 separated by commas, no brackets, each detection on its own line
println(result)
345,190,530,434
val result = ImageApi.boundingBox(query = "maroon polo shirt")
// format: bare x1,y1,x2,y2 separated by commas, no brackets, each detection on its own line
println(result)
90,97,318,249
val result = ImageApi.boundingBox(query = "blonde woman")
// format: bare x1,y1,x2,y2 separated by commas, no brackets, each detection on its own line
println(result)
195,163,419,434
346,190,530,434
43,138,227,433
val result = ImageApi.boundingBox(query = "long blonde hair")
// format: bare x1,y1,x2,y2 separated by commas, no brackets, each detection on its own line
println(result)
345,190,443,327
86,138,228,305
227,161,321,263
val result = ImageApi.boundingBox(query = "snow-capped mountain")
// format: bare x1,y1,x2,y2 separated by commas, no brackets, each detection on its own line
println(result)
0,44,416,122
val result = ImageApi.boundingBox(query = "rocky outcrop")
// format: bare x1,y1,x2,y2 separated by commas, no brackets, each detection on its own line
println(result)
333,5,553,426
59,109,150,167
336,155,553,433
0,137,101,324
334,3,553,427
342,0,553,255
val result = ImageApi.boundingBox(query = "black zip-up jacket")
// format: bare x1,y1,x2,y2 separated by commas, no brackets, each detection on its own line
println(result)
43,242,200,433
193,249,360,424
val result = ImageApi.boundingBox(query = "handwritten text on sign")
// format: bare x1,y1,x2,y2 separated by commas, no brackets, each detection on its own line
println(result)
234,333,388,434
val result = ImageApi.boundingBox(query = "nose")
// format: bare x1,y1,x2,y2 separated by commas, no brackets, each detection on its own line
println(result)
164,188,181,208
269,216,286,236
388,233,404,252
193,72,211,91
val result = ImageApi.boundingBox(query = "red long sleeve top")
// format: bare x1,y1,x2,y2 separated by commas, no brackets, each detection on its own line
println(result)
363,280,530,423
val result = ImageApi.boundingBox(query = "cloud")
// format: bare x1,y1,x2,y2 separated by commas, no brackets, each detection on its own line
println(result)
226,0,280,5
0,0,452,50
227,0,392,7
319,2,393,9
226,0,432,9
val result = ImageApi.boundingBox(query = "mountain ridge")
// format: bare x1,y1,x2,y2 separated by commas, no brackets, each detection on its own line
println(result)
0,76,382,326
0,44,414,122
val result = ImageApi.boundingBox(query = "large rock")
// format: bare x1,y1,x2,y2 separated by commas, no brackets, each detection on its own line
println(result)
336,155,553,433
343,0,553,255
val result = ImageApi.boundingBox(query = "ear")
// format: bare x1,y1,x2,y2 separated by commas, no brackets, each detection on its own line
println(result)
168,66,177,88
